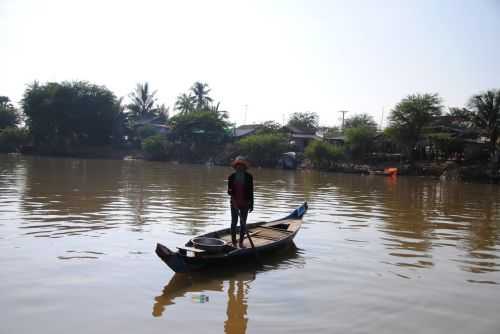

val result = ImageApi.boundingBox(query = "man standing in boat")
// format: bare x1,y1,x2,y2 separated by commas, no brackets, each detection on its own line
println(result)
228,156,254,247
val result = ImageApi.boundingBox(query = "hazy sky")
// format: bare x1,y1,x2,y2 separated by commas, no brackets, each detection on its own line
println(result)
2,0,500,127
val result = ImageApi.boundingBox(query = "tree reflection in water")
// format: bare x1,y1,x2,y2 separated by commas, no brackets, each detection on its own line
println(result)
152,245,304,333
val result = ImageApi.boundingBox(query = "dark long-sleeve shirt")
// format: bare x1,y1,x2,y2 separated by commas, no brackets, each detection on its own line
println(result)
228,172,254,209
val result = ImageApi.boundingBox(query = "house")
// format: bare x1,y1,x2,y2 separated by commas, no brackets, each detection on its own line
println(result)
232,124,260,139
284,126,321,152
132,115,171,135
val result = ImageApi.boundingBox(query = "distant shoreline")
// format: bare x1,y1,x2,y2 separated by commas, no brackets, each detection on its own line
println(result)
6,151,498,184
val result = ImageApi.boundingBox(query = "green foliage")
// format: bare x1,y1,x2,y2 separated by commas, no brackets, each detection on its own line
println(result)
427,133,464,159
0,96,19,129
344,113,377,130
190,82,213,110
467,89,500,160
305,140,343,168
237,133,288,167
170,111,229,161
388,93,443,158
0,127,30,152
127,82,158,120
175,93,195,114
156,104,170,122
321,126,341,138
287,112,319,133
256,120,284,135
448,107,473,128
22,81,120,153
141,134,172,161
345,126,376,160
175,83,227,120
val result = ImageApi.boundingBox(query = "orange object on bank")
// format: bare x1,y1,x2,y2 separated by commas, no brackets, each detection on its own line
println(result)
384,167,398,176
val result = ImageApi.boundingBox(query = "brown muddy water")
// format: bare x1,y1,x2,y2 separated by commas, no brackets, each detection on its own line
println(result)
1,154,499,334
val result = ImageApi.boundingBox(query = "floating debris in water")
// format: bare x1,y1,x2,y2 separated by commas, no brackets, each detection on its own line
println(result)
191,294,209,303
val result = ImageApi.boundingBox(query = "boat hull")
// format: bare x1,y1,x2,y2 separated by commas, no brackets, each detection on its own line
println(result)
156,202,307,273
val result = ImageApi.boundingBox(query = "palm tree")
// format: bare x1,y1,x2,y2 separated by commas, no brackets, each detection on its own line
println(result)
127,82,158,119
190,82,212,110
207,101,228,119
467,89,500,161
175,93,195,114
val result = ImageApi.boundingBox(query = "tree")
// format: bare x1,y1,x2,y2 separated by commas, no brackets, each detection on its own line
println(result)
175,93,195,114
388,93,443,160
237,133,288,167
190,82,213,111
22,81,120,153
287,112,319,133
142,134,173,161
207,101,228,119
0,96,19,129
127,82,158,119
467,89,500,161
170,111,229,162
345,126,376,161
305,140,343,168
256,120,284,135
111,97,129,147
0,127,30,152
156,103,170,123
344,113,377,130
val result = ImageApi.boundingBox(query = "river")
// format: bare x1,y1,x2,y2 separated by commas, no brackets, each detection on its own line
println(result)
1,154,499,334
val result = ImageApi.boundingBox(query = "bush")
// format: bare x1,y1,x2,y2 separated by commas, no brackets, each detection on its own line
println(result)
237,133,288,167
141,135,173,161
0,127,30,152
305,140,343,168
136,124,157,140
428,133,464,160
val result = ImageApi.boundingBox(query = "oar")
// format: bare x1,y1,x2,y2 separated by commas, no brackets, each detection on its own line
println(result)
241,212,260,263
246,229,260,263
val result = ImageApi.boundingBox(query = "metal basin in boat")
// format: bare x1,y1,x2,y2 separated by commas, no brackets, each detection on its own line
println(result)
191,237,227,253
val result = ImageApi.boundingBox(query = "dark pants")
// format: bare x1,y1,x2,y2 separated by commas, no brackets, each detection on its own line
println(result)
231,205,249,244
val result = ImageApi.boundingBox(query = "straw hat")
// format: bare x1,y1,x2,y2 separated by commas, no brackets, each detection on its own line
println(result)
231,156,249,169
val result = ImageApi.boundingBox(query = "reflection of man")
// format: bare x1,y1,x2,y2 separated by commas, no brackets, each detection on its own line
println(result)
224,280,248,334
228,156,254,247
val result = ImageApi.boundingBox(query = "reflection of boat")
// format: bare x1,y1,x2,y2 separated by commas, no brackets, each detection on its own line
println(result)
153,245,303,319
156,202,308,273
153,271,255,334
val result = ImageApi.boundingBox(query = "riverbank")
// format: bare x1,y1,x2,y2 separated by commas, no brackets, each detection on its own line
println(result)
320,161,499,183
13,148,499,184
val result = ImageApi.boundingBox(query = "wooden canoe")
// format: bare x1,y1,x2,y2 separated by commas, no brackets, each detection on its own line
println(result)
155,202,308,273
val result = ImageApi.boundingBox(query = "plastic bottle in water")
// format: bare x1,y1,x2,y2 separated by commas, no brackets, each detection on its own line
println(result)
191,294,209,303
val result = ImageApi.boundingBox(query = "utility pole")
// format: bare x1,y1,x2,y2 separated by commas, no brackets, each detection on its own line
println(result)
380,106,385,131
244,104,248,124
338,110,349,131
